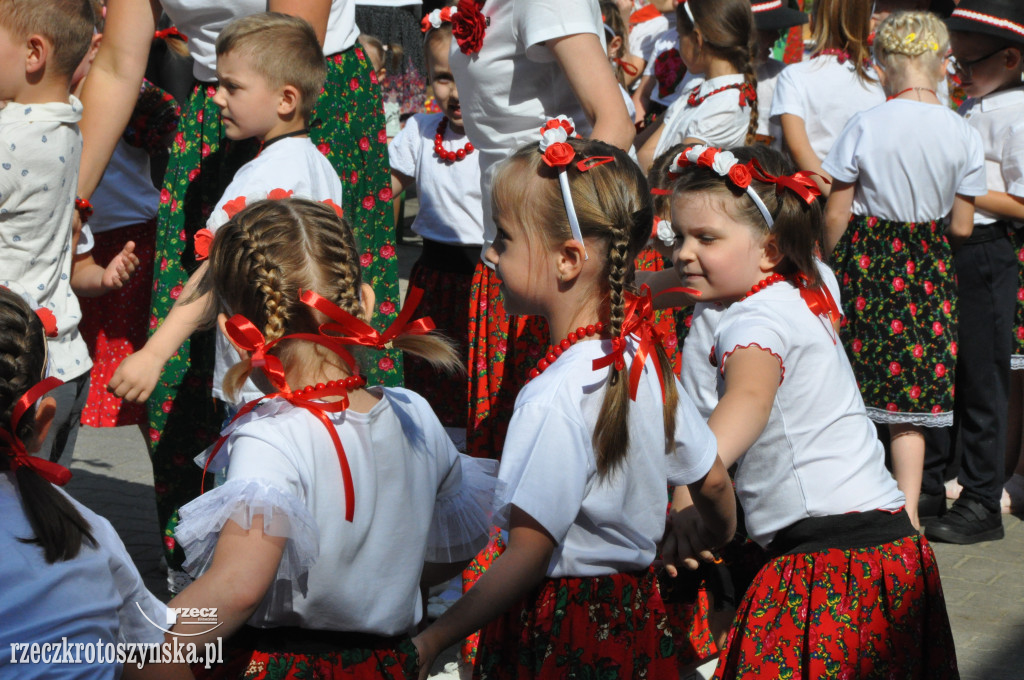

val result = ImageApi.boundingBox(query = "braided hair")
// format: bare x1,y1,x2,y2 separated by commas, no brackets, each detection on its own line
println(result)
874,11,949,88
678,0,759,145
198,199,460,399
0,288,95,563
493,139,678,477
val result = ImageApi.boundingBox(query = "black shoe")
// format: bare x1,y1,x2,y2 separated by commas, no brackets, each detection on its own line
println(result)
918,491,947,519
926,497,1004,544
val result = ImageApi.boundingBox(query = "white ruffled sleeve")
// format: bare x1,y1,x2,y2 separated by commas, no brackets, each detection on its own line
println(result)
426,454,501,563
175,478,320,582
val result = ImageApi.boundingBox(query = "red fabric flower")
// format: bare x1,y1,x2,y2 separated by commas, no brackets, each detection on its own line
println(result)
893,277,905,292
323,199,344,219
194,228,213,261
222,195,248,219
935,363,946,377
267,188,294,200
728,163,752,188
541,141,575,168
541,118,575,136
892,238,903,252
380,244,396,259
855,296,866,311
910,385,922,399
452,0,487,54
889,361,902,376
349,171,359,185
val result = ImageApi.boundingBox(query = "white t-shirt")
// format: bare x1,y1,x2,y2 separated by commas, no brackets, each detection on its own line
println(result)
0,473,168,679
88,139,160,234
770,55,885,162
176,388,497,635
755,58,786,149
160,0,360,82
449,0,603,251
823,100,987,222
681,260,842,420
712,281,904,548
628,11,668,62
208,137,343,404
958,86,1024,225
497,338,718,577
355,0,420,6
388,113,484,245
653,73,751,158
0,98,91,381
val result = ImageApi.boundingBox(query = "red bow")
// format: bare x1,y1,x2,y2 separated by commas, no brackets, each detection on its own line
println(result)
592,286,675,401
154,27,188,42
613,58,640,77
310,287,436,350
35,308,58,338
748,160,827,205
1,377,71,486
797,274,842,331
194,228,214,261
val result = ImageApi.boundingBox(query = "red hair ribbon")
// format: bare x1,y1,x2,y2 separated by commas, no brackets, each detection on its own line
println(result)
194,228,213,261
35,308,58,338
797,274,842,329
204,310,362,520
650,188,672,196
748,160,828,205
613,58,640,77
154,27,188,42
308,287,436,350
1,376,71,486
592,285,676,401
576,156,615,172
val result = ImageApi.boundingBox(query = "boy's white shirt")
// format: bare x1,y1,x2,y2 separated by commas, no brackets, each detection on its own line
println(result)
0,97,91,380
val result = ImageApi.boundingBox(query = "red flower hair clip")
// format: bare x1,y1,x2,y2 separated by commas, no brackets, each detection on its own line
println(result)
451,0,488,55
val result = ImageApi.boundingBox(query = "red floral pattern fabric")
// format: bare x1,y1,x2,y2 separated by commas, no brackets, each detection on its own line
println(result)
831,215,957,422
713,535,958,679
474,567,679,680
193,638,418,679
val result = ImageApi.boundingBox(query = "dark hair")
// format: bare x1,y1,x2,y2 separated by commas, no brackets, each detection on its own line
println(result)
677,0,758,145
493,139,678,478
0,0,95,78
0,288,95,563
672,145,822,284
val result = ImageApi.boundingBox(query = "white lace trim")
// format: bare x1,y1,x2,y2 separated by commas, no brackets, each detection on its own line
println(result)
865,407,953,427
1012,355,1024,371
426,456,502,563
175,478,319,581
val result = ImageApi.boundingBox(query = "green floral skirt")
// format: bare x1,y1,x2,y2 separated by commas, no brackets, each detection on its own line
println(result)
150,47,401,575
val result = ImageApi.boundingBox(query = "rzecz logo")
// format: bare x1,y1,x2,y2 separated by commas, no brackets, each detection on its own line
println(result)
135,604,224,636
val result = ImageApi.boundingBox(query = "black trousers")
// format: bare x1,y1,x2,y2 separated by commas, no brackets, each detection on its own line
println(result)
923,225,1017,513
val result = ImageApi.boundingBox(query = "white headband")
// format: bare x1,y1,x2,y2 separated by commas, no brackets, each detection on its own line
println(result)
670,145,774,228
538,116,589,259
680,0,696,26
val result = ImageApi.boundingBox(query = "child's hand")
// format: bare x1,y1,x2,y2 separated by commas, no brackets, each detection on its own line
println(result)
410,634,436,680
107,348,164,403
662,505,719,577
102,241,139,291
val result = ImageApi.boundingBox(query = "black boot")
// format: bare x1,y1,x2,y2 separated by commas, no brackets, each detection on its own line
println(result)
926,497,1003,544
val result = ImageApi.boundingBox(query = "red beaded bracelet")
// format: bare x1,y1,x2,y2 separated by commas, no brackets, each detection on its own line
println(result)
74,197,94,221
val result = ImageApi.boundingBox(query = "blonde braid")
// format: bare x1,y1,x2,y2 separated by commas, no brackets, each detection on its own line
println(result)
236,218,291,343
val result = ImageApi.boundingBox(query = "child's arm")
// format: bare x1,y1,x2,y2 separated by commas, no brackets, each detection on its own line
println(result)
391,169,413,201
780,114,832,197
70,241,139,298
107,262,211,403
823,181,855,254
632,74,657,123
549,33,636,151
974,191,1024,222
662,456,736,576
269,0,331,45
412,508,555,679
165,517,286,650
947,194,976,248
706,347,781,469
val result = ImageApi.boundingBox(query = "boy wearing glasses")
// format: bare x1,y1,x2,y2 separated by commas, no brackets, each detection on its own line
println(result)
923,0,1024,543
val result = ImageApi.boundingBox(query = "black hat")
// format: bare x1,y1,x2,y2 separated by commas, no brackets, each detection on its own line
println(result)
946,0,1024,45
751,0,809,32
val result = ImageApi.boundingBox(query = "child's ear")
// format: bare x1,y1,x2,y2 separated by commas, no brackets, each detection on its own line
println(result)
609,35,623,58
278,84,301,117
359,283,376,322
24,397,57,455
25,34,50,75
218,313,250,361
556,239,587,285
759,234,785,272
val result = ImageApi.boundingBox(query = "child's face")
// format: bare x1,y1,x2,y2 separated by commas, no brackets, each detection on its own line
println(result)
213,50,290,141
486,197,553,316
670,191,770,303
426,35,461,129
950,32,1023,99
0,24,26,100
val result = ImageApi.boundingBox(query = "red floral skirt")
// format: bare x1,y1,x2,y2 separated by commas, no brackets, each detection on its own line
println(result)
78,219,156,427
634,247,682,376
194,627,418,680
665,589,717,668
714,514,958,679
474,566,678,680
402,241,476,429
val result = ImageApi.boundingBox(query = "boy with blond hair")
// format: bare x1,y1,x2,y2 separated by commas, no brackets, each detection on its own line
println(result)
0,0,130,465
110,12,343,412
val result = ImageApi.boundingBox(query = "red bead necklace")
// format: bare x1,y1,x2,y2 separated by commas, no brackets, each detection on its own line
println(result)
290,374,366,398
740,273,788,301
434,117,474,163
527,322,605,381
687,82,756,108
886,87,937,102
